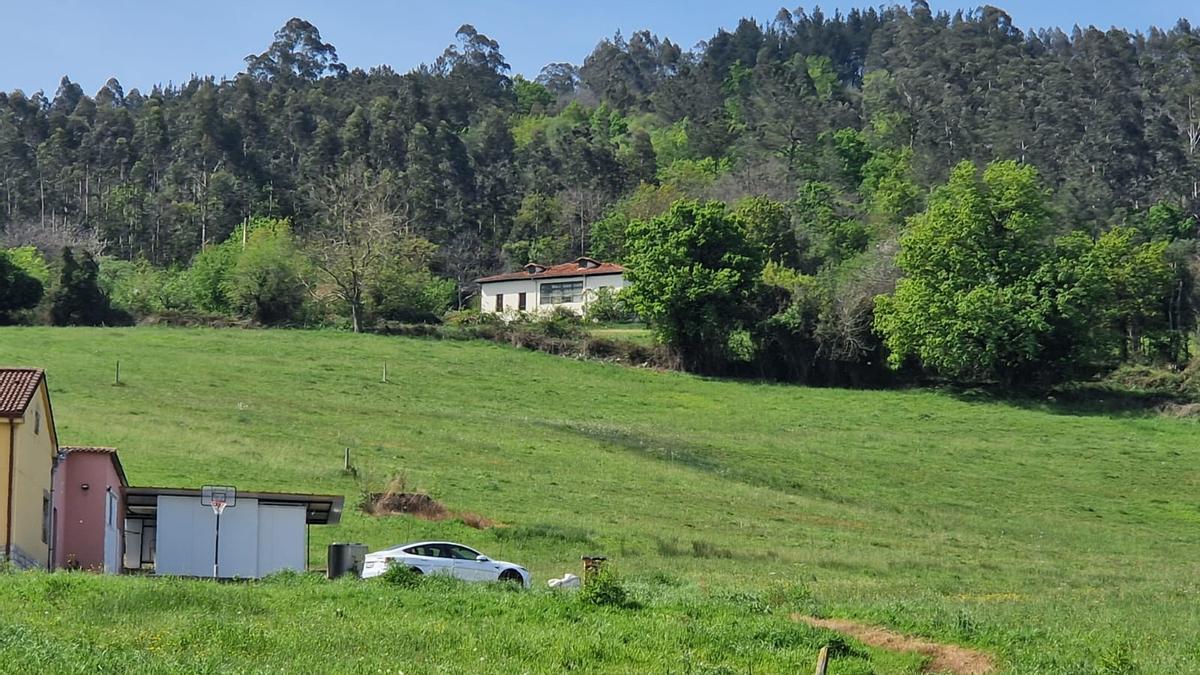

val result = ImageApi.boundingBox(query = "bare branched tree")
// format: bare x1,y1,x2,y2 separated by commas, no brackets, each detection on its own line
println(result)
305,166,404,332
557,187,609,257
817,238,901,364
1,220,104,257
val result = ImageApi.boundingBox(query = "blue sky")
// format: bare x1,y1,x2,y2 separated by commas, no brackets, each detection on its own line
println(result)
3,1,1198,96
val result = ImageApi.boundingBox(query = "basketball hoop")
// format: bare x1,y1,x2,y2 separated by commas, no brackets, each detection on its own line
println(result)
201,485,237,513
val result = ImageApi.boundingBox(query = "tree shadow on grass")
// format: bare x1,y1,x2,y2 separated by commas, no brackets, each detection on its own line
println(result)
943,382,1180,419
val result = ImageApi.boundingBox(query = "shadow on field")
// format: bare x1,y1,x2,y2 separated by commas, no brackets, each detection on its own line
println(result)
945,383,1177,419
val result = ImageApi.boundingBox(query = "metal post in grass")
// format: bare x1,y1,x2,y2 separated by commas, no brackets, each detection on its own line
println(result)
382,362,388,383
114,360,120,386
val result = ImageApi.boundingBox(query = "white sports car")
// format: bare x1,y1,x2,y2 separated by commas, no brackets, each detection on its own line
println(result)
361,541,531,587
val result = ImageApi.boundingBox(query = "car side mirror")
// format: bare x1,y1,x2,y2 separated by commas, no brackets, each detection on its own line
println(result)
475,555,490,562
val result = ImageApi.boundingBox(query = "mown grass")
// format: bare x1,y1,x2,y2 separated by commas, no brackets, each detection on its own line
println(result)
2,326,1199,672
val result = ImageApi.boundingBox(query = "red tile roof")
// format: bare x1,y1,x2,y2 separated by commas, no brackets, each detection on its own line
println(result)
0,368,45,418
476,257,626,284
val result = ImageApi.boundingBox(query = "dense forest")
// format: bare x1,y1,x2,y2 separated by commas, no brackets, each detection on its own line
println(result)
3,3,1200,386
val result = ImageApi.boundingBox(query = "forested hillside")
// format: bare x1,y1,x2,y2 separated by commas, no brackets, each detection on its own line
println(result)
4,3,1200,384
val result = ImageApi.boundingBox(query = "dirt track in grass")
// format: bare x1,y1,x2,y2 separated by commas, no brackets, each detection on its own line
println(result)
793,615,997,674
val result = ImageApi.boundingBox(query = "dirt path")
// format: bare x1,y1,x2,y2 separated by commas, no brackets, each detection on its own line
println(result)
793,615,997,675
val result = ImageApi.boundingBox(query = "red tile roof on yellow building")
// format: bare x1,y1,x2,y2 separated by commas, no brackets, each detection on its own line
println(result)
475,257,625,284
0,368,45,418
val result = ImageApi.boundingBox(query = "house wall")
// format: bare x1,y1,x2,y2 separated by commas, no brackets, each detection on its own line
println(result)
7,385,54,569
52,453,124,572
480,273,626,317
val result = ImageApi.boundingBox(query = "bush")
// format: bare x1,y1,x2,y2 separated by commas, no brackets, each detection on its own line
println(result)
188,241,238,313
580,567,633,608
444,309,499,327
584,287,635,323
534,306,586,339
101,259,192,317
378,563,424,588
226,222,308,324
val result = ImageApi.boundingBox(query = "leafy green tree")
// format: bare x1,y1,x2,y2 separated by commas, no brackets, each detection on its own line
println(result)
369,236,456,323
1056,227,1176,363
49,248,119,326
730,196,798,267
226,219,308,324
624,200,762,372
244,17,347,82
188,240,239,313
875,161,1061,383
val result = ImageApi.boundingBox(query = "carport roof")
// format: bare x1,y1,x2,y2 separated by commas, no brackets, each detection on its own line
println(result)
124,486,344,525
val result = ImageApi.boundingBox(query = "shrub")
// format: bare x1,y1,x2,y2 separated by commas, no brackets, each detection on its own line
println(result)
226,221,308,324
379,562,423,588
101,259,192,317
444,309,499,327
534,306,586,339
584,287,635,323
580,567,632,608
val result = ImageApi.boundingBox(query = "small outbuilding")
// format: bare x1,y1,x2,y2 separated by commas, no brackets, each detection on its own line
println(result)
52,447,128,572
123,486,343,578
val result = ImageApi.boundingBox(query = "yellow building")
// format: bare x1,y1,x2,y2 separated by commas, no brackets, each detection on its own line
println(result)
0,368,59,569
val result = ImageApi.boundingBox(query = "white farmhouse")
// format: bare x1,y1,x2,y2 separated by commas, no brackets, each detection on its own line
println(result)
476,257,626,316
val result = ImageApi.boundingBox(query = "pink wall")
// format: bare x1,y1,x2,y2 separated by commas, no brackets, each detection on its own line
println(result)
52,451,125,572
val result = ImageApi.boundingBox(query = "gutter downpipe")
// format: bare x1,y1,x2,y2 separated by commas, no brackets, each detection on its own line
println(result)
47,448,66,571
5,423,14,564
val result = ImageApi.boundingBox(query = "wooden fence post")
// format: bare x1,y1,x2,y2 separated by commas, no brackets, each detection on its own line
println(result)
814,645,829,675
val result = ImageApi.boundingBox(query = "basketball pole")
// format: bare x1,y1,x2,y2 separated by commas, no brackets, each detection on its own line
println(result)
213,507,222,579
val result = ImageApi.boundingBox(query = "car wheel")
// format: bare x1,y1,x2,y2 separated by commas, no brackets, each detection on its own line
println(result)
498,569,523,584
408,567,424,575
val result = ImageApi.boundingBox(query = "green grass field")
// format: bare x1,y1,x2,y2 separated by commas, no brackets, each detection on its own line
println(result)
589,323,656,346
1,326,1198,673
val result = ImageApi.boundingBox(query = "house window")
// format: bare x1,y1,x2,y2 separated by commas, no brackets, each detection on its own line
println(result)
518,292,527,311
495,294,504,311
540,281,584,305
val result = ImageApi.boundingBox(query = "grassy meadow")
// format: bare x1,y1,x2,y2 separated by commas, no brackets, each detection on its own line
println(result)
1,326,1198,673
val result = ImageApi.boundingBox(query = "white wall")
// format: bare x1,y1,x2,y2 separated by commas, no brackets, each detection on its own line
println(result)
156,496,259,578
153,496,307,578
480,273,626,317
256,504,306,576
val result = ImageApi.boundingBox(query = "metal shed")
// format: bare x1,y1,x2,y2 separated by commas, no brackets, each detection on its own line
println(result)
123,487,343,578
